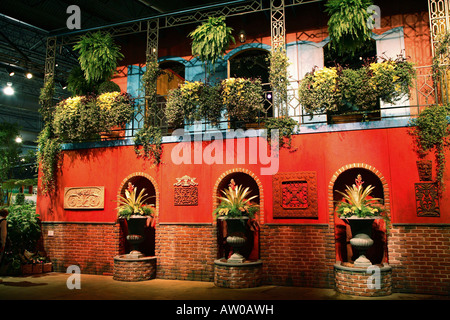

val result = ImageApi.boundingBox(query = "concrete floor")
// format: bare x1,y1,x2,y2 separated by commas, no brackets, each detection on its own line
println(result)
0,272,449,301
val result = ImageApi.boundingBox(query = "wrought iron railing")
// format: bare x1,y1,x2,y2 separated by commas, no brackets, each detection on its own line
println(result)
69,65,438,144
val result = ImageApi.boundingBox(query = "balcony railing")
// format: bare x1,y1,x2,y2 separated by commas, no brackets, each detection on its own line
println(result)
63,65,438,145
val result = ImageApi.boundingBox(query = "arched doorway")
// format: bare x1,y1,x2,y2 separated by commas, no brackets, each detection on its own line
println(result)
118,173,159,256
213,169,263,261
332,166,388,265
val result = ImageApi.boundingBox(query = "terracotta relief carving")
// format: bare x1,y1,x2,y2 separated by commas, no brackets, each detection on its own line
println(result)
174,175,198,206
415,182,440,217
273,172,318,218
64,186,105,209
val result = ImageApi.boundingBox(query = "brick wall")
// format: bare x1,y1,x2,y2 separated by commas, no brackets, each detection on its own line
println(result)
155,223,217,282
260,224,335,288
41,222,121,275
388,225,450,295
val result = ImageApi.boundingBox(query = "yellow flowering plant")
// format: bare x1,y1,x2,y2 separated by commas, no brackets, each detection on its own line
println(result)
368,56,415,104
298,66,341,116
221,77,264,125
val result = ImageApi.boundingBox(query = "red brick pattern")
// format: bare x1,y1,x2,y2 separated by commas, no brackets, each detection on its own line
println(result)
41,222,121,275
214,262,263,288
113,256,157,281
260,224,335,288
388,225,450,295
155,224,217,281
335,265,392,297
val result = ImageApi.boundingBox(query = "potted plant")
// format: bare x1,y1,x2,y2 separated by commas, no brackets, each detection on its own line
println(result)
189,15,235,77
221,77,265,128
116,182,156,258
335,174,388,267
97,91,134,139
325,0,373,57
213,179,259,263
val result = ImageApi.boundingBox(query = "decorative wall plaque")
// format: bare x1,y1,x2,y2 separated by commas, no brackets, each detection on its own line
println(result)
64,186,105,209
415,182,440,217
174,175,198,206
416,160,432,181
273,172,318,218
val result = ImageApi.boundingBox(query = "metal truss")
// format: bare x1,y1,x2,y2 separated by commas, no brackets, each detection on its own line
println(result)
429,0,450,59
271,0,286,49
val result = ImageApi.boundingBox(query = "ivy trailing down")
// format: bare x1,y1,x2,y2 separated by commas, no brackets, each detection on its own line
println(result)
409,104,450,196
134,125,163,165
409,31,450,196
36,125,61,194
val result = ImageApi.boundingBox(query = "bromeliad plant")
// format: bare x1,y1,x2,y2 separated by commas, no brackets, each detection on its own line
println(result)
116,182,155,220
335,174,390,232
213,180,259,220
336,174,385,218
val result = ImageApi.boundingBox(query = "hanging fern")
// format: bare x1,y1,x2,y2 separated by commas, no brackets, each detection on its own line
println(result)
189,16,235,75
325,0,373,56
73,31,124,84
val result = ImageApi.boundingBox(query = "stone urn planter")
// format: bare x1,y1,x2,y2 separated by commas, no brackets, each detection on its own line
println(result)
125,215,149,259
220,216,249,263
343,216,382,268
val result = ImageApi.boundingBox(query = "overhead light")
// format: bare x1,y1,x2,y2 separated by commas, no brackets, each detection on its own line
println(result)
15,136,22,144
3,82,14,95
26,72,33,79
238,30,246,43
7,67,15,76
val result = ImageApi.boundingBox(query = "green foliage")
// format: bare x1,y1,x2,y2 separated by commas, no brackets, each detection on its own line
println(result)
264,116,298,149
0,122,22,181
36,125,61,194
98,80,121,94
53,92,134,142
38,76,55,123
7,203,41,254
67,66,93,96
409,104,450,194
299,56,415,117
189,16,235,75
298,66,341,115
165,81,224,128
222,77,264,125
134,125,163,165
339,67,378,111
73,31,124,84
267,48,290,117
325,0,373,56
53,95,101,142
15,193,25,205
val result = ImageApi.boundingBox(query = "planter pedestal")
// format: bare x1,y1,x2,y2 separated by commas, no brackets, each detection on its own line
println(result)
214,259,263,288
113,255,157,282
334,262,392,297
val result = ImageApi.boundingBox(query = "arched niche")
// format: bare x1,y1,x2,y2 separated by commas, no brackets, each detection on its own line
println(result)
212,169,264,261
118,172,159,256
330,165,390,266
